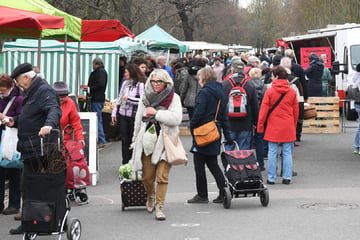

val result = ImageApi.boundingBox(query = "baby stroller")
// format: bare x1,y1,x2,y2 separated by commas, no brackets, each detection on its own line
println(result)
221,142,269,209
22,130,81,240
62,125,90,205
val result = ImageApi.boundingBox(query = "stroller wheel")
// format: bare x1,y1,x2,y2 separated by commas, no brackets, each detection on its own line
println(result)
67,218,81,240
23,232,37,240
260,189,269,207
79,192,88,202
223,187,231,209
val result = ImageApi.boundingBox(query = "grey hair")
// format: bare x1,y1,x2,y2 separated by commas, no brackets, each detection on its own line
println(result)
20,70,36,79
280,57,292,69
285,49,295,59
93,57,104,66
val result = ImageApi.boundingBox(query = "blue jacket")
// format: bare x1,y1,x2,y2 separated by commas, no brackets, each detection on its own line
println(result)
190,81,232,156
14,77,62,160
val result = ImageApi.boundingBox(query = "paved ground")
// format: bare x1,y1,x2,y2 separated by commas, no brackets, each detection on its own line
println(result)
1,120,360,240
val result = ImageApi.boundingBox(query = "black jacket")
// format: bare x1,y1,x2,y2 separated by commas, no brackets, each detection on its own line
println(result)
190,81,232,156
14,77,62,160
222,73,259,132
304,59,324,97
291,62,308,100
88,66,108,102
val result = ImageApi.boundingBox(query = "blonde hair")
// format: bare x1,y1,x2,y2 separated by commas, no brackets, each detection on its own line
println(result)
197,67,217,84
249,67,262,79
148,69,173,85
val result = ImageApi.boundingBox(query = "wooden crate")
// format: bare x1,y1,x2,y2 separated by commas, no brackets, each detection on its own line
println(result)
302,97,340,133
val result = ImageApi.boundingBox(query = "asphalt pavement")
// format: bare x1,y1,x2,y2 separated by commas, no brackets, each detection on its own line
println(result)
1,120,360,240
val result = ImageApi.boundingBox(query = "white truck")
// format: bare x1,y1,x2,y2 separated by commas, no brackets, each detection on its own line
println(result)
278,23,360,119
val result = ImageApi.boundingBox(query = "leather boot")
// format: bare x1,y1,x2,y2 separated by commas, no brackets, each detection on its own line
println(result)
155,204,166,221
146,195,155,213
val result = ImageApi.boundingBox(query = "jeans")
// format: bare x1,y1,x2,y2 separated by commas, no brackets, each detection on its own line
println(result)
267,142,293,182
193,153,225,199
141,153,171,206
354,104,360,149
119,115,134,164
0,167,21,210
253,131,264,167
225,131,252,151
91,101,107,144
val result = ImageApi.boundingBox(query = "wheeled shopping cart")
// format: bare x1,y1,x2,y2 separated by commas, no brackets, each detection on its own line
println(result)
221,143,269,209
21,130,81,240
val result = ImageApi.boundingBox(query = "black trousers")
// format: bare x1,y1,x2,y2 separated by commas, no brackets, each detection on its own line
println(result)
119,115,135,164
296,102,304,140
193,152,225,199
0,167,21,210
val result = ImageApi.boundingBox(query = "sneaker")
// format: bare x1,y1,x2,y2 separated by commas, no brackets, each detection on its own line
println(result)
9,225,23,235
294,142,300,147
354,149,360,154
2,207,19,215
187,195,209,204
98,142,112,150
212,195,223,203
282,179,291,185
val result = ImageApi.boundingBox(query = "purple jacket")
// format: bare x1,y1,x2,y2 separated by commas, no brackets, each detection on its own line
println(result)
0,87,23,140
112,81,144,118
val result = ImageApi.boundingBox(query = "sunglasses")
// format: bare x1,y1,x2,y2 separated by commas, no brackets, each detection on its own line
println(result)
150,80,165,85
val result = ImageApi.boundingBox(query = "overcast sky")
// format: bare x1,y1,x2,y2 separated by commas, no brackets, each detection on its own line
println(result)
239,0,251,8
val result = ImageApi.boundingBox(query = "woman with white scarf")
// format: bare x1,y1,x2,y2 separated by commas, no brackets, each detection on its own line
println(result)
130,69,182,221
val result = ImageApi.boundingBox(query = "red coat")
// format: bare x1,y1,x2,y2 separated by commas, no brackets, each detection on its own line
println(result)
257,79,299,142
60,97,84,142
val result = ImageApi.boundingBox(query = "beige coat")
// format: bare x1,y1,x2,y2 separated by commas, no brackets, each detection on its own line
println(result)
130,93,182,171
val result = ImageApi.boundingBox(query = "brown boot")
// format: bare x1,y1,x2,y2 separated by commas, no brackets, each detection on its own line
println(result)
155,204,166,221
146,195,155,213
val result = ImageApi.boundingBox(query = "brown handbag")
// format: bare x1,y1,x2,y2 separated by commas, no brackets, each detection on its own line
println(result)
193,100,221,147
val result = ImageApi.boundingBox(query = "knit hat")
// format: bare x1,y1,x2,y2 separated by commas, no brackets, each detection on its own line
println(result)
309,52,320,61
231,56,244,70
53,81,70,95
11,63,33,79
248,56,260,64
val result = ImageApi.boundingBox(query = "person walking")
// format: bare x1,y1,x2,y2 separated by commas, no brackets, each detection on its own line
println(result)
4,63,62,235
180,58,207,120
187,67,232,204
130,69,182,221
352,64,360,154
88,57,109,149
0,74,23,216
112,64,145,165
257,66,298,185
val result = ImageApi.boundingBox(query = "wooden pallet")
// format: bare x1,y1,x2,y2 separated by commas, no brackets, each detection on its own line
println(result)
302,97,340,133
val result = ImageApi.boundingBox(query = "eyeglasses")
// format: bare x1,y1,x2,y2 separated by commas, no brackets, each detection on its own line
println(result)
150,80,165,85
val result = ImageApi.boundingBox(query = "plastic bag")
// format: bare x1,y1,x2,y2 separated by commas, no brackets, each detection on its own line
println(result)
1,127,19,160
142,123,157,156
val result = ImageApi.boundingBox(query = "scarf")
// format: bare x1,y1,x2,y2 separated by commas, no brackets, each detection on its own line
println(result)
142,83,174,122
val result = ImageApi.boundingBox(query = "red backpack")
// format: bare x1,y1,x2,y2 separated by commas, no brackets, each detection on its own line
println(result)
228,76,249,118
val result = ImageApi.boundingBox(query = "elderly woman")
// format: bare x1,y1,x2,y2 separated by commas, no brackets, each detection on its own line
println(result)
257,66,299,185
0,74,23,216
187,67,232,204
130,69,182,221
53,82,84,146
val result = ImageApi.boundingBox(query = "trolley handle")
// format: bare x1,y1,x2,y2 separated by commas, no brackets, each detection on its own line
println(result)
62,124,75,141
40,128,61,156
221,141,239,152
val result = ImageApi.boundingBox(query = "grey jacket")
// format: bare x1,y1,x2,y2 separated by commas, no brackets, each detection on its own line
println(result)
180,74,200,107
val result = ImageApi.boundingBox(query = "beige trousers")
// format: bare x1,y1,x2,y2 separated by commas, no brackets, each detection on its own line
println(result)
141,153,171,206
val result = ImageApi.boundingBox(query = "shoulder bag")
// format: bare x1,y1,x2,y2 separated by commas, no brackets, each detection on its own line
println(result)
193,100,221,147
163,132,188,166
0,96,23,168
